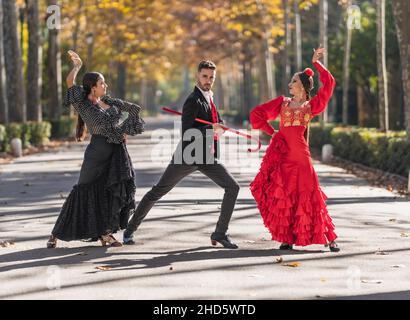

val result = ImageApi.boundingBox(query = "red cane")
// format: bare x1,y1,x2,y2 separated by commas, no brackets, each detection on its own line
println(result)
161,107,261,152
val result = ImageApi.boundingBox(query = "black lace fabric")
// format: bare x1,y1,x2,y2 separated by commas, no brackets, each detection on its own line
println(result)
52,142,136,241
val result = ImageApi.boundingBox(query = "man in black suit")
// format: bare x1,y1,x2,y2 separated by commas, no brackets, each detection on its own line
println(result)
123,60,240,249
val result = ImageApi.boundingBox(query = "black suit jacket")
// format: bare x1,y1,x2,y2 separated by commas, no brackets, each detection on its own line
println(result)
173,86,224,165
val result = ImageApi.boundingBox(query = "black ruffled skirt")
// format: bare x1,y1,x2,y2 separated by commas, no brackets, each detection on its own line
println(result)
52,135,135,241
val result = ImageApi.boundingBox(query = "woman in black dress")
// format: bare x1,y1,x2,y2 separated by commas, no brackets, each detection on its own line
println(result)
47,51,145,248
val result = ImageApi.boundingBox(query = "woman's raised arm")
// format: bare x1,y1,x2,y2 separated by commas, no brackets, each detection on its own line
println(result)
66,50,82,88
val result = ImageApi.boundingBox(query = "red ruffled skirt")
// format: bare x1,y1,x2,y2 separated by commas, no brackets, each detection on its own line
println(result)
250,129,337,246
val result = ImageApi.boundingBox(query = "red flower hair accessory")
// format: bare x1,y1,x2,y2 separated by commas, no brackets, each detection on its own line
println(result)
304,68,314,77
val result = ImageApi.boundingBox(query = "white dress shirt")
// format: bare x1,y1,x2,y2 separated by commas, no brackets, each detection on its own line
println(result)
196,85,214,106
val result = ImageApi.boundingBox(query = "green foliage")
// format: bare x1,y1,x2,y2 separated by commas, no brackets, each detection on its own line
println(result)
309,123,409,177
6,123,23,140
50,116,76,139
0,122,52,153
30,122,51,146
22,123,34,148
309,124,335,149
0,125,9,152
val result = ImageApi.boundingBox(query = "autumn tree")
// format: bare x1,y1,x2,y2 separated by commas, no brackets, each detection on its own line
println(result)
3,0,26,122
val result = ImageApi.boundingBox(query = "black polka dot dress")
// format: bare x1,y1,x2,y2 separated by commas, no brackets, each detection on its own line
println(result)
51,86,145,242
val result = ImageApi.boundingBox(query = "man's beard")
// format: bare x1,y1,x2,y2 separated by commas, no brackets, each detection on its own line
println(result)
199,83,211,91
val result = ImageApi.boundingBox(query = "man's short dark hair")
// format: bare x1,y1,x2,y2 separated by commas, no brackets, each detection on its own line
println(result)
198,60,216,72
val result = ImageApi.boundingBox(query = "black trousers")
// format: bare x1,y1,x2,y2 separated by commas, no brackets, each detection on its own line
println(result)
126,161,240,235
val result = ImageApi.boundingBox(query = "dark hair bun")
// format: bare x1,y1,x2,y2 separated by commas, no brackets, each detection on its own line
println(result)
304,68,314,77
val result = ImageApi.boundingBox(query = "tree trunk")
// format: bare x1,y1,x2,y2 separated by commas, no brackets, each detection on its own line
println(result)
27,0,42,122
232,57,242,116
388,59,404,130
357,84,374,127
258,43,269,103
183,65,190,94
116,61,126,99
319,0,329,124
147,79,158,114
261,35,276,101
342,0,352,126
47,0,62,120
220,73,230,111
140,78,147,111
3,0,27,122
242,46,253,116
294,0,302,71
72,0,84,51
377,0,389,131
215,74,224,109
0,2,8,124
19,6,25,54
391,0,410,139
283,0,291,93
256,0,277,101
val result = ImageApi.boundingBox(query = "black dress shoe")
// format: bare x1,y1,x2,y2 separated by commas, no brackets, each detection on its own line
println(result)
328,241,340,252
211,233,238,249
123,238,135,245
123,230,135,245
279,243,293,250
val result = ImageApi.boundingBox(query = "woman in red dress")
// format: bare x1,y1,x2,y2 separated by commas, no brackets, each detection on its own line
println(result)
250,47,340,252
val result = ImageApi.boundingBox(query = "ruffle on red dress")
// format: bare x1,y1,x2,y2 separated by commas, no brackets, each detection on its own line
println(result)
250,132,337,246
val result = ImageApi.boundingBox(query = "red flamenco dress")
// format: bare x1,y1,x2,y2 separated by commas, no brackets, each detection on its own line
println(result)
250,61,337,246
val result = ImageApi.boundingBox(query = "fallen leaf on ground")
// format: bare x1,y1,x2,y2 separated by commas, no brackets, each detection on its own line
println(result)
274,257,284,264
361,279,382,284
389,219,397,222
283,262,301,268
400,233,410,238
95,266,112,271
0,241,15,247
320,278,327,282
390,264,406,268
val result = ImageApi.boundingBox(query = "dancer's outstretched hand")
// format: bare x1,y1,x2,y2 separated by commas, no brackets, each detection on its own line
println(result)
312,46,325,63
213,123,225,138
68,50,82,69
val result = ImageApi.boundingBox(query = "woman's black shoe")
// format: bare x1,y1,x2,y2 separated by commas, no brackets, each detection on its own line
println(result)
328,241,340,252
279,243,293,250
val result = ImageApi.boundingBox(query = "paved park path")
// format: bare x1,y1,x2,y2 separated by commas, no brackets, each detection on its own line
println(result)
1,116,410,300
